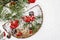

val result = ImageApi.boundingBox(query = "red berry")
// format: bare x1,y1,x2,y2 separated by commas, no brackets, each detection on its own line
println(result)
25,17,31,22
30,16,35,21
28,0,36,3
10,25,15,29
10,20,19,29
29,30,33,34
10,23,19,29
16,32,22,36
22,16,31,22
3,32,6,37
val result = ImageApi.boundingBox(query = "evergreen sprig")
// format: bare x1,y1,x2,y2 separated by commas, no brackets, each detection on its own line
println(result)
0,0,28,20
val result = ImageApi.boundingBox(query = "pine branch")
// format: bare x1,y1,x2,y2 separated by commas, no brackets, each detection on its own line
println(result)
0,0,28,20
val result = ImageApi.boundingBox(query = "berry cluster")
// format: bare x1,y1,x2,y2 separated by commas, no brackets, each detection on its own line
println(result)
22,16,35,22
10,20,19,29
22,11,35,23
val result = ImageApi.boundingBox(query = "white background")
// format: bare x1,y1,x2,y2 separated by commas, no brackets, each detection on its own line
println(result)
0,0,60,40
